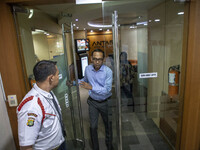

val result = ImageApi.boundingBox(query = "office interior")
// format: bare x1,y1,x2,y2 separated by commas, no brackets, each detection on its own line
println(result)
0,0,200,150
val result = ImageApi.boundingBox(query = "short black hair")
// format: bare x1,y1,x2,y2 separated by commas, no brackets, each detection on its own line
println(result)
120,52,128,59
91,49,105,58
33,60,57,82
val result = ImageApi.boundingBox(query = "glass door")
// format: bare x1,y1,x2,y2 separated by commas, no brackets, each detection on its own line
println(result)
12,6,84,149
103,0,187,149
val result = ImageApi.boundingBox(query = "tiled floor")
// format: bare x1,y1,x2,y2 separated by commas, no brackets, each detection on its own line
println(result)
66,85,171,150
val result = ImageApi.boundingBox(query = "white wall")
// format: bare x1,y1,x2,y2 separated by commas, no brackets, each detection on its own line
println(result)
120,26,148,87
148,0,184,96
30,9,62,34
48,35,64,59
17,9,63,77
32,34,50,60
17,13,36,77
137,27,148,87
120,26,137,60
0,74,16,150
147,0,184,124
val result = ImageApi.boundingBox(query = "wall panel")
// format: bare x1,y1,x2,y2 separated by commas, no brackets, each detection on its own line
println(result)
0,2,27,149
180,0,200,149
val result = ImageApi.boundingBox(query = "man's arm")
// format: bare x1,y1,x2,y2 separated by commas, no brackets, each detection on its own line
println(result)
79,81,92,90
20,145,33,150
66,66,88,87
91,68,113,95
17,99,42,149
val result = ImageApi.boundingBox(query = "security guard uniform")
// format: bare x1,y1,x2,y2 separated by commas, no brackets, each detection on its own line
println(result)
17,84,65,150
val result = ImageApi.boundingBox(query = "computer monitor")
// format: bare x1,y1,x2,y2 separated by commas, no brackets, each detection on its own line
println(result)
75,39,90,53
80,53,89,77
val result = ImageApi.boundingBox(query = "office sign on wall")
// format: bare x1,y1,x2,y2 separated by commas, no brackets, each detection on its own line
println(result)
139,72,158,78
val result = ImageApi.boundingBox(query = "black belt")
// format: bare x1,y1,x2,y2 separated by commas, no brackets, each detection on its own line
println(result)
89,96,110,103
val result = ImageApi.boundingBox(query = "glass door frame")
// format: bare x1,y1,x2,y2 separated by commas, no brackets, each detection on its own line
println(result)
112,11,122,150
61,22,85,147
12,5,85,148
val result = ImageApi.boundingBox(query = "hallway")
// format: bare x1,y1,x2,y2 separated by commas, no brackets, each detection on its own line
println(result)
67,86,171,150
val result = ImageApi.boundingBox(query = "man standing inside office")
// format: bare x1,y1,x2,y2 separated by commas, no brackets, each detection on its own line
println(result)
79,49,113,150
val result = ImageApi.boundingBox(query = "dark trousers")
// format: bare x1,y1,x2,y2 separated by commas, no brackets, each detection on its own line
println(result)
58,140,67,150
87,97,112,150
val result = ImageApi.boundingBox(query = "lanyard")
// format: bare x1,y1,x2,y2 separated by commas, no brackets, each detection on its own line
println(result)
50,92,66,137
33,86,66,137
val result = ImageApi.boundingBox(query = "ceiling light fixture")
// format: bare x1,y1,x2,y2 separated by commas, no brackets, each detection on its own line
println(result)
76,0,102,4
136,21,147,25
88,22,112,28
28,9,34,19
90,30,93,32
75,19,79,21
99,28,102,31
76,27,79,29
130,26,136,29
107,29,110,32
44,32,50,35
154,19,160,22
178,12,184,15
35,29,45,32
73,24,76,26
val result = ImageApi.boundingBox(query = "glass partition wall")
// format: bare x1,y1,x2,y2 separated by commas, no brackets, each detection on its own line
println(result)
13,7,85,149
103,0,186,149
13,0,187,149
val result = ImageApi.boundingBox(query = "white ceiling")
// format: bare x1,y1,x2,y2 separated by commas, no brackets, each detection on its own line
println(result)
32,0,165,31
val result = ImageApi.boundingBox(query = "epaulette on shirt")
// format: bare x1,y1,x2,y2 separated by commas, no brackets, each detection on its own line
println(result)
37,97,45,124
17,96,34,111
17,96,46,124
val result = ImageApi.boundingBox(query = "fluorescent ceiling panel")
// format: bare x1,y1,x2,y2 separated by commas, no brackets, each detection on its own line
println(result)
76,0,102,4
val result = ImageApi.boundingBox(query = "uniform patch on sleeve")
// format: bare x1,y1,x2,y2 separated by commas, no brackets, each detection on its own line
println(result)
27,113,38,117
27,117,35,127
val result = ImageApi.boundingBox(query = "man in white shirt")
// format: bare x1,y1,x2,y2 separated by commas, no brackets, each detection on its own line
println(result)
17,60,66,150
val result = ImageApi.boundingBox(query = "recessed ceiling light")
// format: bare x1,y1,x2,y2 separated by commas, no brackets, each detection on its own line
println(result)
178,12,184,15
90,30,93,32
130,26,136,29
99,28,102,30
136,21,147,25
76,27,79,29
84,28,86,30
107,29,110,32
149,20,152,22
75,19,79,21
73,24,76,26
88,22,112,28
154,19,160,22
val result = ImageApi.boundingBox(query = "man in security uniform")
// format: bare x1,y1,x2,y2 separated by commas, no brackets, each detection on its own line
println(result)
17,60,66,150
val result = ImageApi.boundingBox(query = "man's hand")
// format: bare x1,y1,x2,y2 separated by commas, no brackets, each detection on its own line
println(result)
66,80,73,87
79,81,92,90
